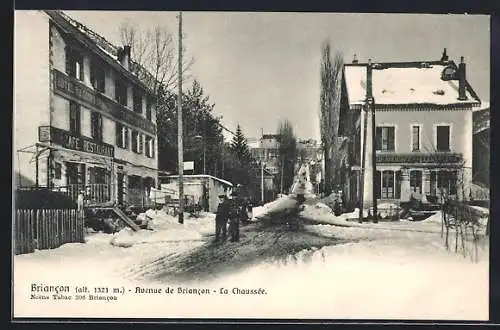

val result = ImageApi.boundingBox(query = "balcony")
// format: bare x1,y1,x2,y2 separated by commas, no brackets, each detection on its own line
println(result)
52,69,156,135
376,152,463,164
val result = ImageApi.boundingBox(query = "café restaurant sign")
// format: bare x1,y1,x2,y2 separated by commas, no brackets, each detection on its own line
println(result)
52,69,156,134
39,126,114,158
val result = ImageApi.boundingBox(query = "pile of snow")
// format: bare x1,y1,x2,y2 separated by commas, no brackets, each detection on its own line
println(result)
111,209,215,247
342,208,368,220
252,195,298,219
314,202,332,213
422,211,443,224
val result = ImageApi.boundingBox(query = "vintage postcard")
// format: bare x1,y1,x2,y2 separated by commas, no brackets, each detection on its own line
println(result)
12,10,490,321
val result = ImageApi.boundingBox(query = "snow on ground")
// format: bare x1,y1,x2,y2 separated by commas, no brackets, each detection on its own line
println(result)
14,200,489,320
111,210,215,247
252,195,297,219
208,232,488,320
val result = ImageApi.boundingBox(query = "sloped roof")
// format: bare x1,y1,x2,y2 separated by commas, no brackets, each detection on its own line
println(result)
344,62,480,106
45,10,156,95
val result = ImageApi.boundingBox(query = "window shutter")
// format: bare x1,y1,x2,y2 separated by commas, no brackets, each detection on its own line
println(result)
152,139,155,158
79,55,84,81
375,127,382,150
116,123,122,147
395,171,402,199
65,47,73,76
90,113,96,140
97,114,103,142
388,127,395,151
124,128,129,149
375,171,381,199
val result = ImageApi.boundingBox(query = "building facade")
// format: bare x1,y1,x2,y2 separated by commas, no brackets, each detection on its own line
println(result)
14,10,158,207
160,175,233,213
341,49,483,211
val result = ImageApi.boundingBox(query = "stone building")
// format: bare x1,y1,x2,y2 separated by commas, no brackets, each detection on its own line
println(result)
340,49,484,212
14,10,158,208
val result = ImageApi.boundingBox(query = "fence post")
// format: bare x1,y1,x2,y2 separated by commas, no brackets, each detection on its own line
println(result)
14,210,19,255
29,210,34,253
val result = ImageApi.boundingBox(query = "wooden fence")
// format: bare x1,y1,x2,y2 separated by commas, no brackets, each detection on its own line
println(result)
14,209,85,255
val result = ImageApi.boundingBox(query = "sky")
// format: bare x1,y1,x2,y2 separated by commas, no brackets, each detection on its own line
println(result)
62,11,490,141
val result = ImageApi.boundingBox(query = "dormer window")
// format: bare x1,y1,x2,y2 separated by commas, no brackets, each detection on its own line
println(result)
441,66,456,80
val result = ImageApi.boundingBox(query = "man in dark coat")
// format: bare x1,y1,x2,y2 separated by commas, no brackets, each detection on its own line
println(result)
215,194,229,241
228,192,243,242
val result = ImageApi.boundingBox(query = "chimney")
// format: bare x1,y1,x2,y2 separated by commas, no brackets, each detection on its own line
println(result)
352,54,359,64
118,45,131,70
366,59,373,99
458,56,467,100
441,48,449,62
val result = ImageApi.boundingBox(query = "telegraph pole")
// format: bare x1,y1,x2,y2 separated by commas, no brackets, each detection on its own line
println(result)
368,62,378,223
177,11,184,224
260,128,264,202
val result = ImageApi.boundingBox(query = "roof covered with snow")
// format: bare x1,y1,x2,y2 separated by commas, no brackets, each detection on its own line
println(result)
45,10,156,94
344,62,481,106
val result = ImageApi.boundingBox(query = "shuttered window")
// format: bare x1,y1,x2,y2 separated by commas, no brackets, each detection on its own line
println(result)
376,126,395,151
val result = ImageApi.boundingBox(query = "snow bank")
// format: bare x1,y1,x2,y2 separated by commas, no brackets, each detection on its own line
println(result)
111,209,215,247
252,196,298,219
422,211,442,224
198,231,489,320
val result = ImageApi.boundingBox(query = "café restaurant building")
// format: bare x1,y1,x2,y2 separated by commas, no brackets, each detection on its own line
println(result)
14,10,158,207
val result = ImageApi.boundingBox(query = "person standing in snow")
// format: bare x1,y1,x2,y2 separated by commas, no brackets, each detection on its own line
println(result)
215,194,229,241
228,191,242,242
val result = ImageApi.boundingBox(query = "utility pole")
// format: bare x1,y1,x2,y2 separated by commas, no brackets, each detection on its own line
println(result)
369,78,378,224
203,112,206,175
177,11,184,224
280,155,284,194
260,128,264,203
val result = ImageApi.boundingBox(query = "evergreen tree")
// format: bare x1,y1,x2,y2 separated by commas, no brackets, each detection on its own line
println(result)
230,124,252,163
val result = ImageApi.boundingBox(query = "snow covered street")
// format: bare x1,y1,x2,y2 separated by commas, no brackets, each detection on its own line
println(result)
13,185,489,320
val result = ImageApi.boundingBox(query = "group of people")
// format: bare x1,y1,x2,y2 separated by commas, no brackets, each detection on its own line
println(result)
214,188,249,243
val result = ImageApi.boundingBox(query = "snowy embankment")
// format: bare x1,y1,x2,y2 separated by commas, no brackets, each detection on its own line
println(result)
252,195,298,219
300,203,489,234
111,209,215,247
207,230,488,320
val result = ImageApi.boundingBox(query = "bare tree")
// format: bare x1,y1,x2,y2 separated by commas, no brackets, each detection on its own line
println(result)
319,41,344,195
119,22,195,95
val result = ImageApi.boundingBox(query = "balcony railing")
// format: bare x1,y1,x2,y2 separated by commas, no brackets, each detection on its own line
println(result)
52,69,156,134
376,152,463,164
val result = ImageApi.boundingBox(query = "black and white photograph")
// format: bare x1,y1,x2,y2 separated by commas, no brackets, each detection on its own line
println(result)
13,10,490,320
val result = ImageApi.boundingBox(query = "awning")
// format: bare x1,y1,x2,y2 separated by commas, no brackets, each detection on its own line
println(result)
51,148,113,167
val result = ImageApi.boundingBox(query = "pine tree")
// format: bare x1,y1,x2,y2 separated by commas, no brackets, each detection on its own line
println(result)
230,124,252,163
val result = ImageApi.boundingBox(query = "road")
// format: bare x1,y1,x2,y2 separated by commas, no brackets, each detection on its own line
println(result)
125,215,363,285
124,162,349,284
